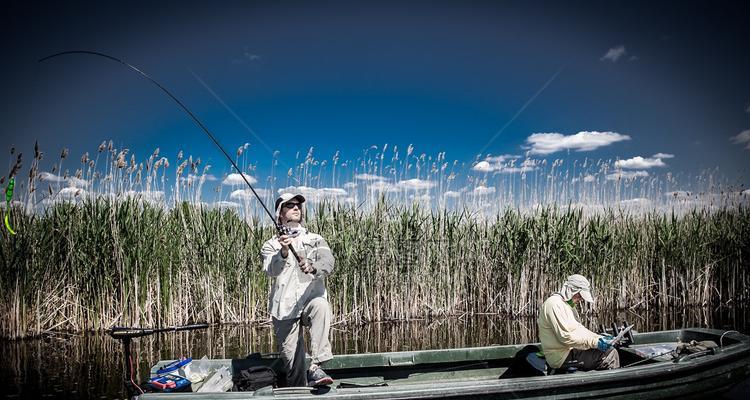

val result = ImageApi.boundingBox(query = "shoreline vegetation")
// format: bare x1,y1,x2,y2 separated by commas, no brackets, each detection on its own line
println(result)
1,198,747,339
1,142,748,339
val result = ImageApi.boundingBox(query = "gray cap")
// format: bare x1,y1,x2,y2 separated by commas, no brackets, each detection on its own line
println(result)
275,193,306,220
561,274,595,303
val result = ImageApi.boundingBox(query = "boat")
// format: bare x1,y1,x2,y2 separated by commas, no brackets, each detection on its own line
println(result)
136,327,750,399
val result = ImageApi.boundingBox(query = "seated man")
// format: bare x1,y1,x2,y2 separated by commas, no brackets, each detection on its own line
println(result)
537,274,619,371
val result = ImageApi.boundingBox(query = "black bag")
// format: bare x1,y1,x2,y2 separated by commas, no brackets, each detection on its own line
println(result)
233,365,277,391
499,345,545,378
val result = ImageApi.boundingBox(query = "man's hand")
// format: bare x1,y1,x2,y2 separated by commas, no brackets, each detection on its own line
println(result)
278,234,292,258
598,336,614,352
298,258,316,275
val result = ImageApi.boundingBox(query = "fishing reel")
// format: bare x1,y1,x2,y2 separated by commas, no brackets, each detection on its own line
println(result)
277,224,300,238
599,321,636,348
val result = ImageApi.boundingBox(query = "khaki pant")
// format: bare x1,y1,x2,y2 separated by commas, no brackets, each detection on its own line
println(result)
272,297,333,387
564,347,620,370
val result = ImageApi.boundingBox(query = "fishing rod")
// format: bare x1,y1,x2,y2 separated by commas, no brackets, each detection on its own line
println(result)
39,51,304,261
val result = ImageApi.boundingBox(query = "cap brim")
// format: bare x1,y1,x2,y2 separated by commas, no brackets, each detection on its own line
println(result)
579,289,594,303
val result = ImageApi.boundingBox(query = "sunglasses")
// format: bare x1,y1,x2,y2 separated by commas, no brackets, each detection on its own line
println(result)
282,202,303,209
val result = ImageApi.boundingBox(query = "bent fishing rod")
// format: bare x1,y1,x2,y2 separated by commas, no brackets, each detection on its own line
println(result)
39,50,304,262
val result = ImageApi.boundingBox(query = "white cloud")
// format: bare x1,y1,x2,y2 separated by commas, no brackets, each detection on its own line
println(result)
181,174,217,184
742,189,750,196
730,130,750,150
354,173,387,181
583,175,596,183
343,182,358,189
396,178,435,190
605,170,649,180
526,131,630,155
666,191,692,198
652,153,674,159
222,173,257,185
619,198,651,206
472,156,536,173
614,156,667,169
472,186,496,196
39,172,89,188
213,201,240,209
472,161,493,172
367,181,400,193
123,190,165,204
409,194,432,202
601,45,627,62
277,186,348,202
230,188,270,201
444,191,461,198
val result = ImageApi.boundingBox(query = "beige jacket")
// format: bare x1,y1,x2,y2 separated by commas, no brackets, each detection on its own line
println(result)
537,294,602,368
261,227,335,320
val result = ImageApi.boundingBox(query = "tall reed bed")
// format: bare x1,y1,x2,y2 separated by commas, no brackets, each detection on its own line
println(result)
1,197,747,339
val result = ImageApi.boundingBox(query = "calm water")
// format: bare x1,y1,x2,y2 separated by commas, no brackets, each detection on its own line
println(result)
1,306,749,399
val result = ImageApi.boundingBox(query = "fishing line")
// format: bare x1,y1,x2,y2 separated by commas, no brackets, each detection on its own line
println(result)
187,68,301,185
476,64,565,158
39,51,303,252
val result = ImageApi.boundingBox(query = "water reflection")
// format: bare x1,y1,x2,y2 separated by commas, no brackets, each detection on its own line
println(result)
1,305,747,399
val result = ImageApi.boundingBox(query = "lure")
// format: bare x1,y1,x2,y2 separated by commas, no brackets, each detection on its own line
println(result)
4,177,15,235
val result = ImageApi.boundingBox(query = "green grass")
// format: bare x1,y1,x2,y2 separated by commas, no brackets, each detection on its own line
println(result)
1,197,748,339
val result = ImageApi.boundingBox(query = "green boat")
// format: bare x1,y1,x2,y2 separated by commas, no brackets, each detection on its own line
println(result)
135,327,750,399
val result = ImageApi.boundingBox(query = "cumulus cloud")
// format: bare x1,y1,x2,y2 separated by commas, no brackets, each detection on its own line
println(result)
213,201,240,209
396,178,435,190
277,186,348,202
605,170,649,181
666,191,692,198
601,45,627,62
39,172,89,188
472,156,536,173
583,175,596,183
123,190,165,204
614,156,667,169
230,188,271,201
525,131,630,155
367,181,400,193
355,173,387,181
472,161,493,172
619,198,651,207
444,191,461,198
222,173,257,185
409,194,432,202
652,153,674,159
730,130,750,149
472,186,496,196
343,182,358,189
181,174,217,185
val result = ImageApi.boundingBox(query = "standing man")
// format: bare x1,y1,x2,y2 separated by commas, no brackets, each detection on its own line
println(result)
261,193,335,387
537,274,620,371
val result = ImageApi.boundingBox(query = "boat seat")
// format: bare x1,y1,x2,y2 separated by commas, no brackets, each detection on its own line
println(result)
525,352,583,376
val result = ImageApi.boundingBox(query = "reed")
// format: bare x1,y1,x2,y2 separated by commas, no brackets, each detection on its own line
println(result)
0,196,747,339
1,142,748,339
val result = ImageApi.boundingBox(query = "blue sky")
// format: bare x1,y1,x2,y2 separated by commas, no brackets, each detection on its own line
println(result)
1,1,749,208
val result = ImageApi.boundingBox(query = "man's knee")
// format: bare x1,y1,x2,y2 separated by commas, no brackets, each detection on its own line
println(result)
600,348,620,369
306,297,331,317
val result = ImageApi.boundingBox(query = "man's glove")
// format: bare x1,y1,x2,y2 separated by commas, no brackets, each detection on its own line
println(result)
598,336,613,352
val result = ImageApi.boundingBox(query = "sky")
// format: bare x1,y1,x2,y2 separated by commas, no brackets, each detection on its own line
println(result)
1,0,749,209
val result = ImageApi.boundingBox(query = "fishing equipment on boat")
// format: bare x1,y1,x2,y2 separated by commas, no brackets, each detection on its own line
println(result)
108,324,208,398
4,177,15,235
